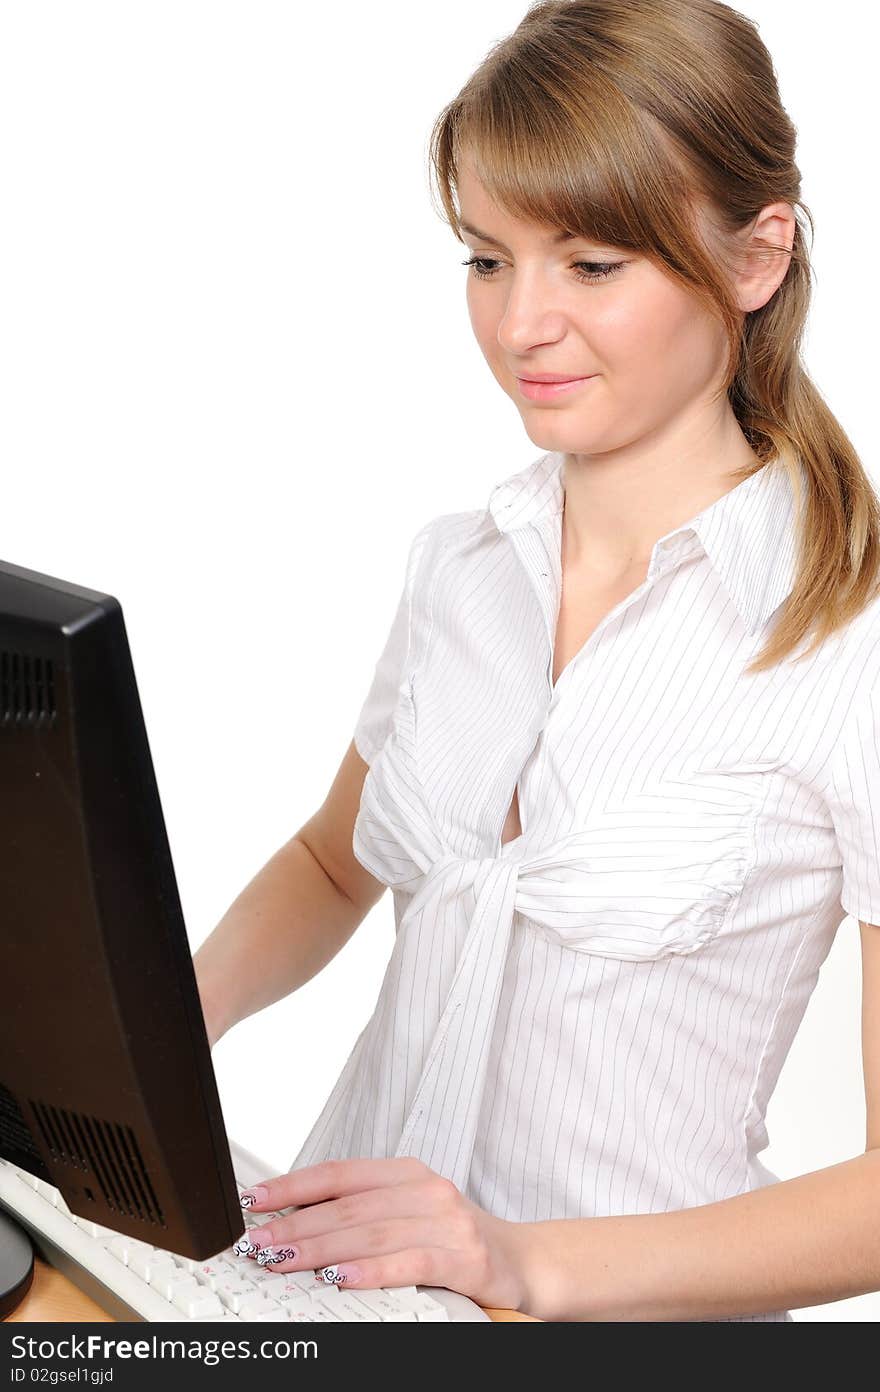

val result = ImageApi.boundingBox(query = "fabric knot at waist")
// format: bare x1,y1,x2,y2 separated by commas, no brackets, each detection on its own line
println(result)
391,849,529,1194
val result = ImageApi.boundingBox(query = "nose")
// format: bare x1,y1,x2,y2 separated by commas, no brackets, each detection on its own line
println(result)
495,274,568,357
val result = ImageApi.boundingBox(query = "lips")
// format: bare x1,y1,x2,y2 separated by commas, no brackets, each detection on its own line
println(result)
516,375,595,402
517,374,588,383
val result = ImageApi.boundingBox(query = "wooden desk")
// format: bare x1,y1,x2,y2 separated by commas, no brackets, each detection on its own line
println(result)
6,1256,113,1322
7,1254,539,1322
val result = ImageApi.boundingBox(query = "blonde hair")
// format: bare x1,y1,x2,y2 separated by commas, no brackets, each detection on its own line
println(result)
427,0,880,674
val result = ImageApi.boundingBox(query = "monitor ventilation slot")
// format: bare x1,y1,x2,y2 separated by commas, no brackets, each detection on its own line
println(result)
31,1100,165,1225
0,1080,52,1179
0,648,57,727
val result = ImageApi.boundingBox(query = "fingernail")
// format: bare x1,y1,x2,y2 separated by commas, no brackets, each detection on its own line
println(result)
232,1235,260,1257
256,1246,298,1266
240,1185,269,1209
315,1263,360,1285
247,1225,272,1248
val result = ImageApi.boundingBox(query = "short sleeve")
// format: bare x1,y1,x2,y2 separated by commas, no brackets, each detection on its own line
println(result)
351,518,435,767
827,678,880,923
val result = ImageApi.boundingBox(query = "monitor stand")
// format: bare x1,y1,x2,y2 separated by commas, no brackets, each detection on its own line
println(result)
0,1208,34,1318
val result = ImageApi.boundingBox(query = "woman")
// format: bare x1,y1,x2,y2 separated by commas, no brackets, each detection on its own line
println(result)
194,0,880,1321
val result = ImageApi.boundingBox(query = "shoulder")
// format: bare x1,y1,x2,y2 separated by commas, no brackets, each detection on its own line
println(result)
809,586,880,757
408,507,493,579
832,585,880,680
419,507,491,548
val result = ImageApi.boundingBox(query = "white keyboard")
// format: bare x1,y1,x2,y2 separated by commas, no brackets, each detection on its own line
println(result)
0,1138,489,1322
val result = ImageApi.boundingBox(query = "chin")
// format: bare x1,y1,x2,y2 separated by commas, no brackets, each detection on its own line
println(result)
518,416,601,449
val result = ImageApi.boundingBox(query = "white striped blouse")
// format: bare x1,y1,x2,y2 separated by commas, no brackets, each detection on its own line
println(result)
290,447,880,1322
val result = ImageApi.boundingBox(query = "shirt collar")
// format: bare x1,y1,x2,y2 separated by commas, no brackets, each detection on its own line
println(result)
487,447,805,636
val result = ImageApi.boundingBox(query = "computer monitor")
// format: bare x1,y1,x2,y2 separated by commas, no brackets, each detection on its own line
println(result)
0,556,244,1317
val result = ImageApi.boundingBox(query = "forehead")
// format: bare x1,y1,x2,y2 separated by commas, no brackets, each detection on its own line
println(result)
456,179,584,255
455,162,554,239
453,158,624,254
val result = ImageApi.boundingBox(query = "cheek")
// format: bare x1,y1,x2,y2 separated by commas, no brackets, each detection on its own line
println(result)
466,283,496,350
597,281,719,394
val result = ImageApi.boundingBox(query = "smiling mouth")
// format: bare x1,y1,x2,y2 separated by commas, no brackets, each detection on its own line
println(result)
515,375,596,400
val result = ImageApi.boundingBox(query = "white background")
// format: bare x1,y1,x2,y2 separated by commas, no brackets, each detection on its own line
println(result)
1,2,876,1321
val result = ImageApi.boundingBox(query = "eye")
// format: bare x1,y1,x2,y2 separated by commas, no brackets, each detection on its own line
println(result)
461,256,626,284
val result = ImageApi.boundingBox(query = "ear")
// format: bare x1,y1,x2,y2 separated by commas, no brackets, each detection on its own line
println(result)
732,201,797,312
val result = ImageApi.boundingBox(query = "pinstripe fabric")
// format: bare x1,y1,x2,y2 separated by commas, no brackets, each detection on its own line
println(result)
290,448,880,1322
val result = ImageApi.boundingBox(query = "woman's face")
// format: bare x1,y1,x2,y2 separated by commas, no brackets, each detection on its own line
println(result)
456,160,730,457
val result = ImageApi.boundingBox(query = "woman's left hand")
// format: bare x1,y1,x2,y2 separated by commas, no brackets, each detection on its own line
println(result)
233,1156,531,1311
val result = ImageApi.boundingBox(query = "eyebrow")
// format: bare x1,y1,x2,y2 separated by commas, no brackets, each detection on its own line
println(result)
459,220,578,252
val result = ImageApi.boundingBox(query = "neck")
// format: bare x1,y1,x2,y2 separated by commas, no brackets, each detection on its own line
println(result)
560,407,762,578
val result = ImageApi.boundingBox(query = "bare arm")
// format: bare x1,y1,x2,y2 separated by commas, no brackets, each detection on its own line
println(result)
193,740,385,1048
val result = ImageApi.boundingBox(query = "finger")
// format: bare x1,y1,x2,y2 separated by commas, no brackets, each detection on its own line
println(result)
238,1156,428,1214
235,1216,456,1277
243,1175,451,1250
312,1248,446,1293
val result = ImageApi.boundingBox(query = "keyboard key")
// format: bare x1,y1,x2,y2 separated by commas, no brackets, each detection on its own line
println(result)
270,1270,326,1298
125,1249,154,1281
172,1287,225,1319
414,1301,452,1321
239,1300,286,1321
280,1292,370,1322
128,1249,178,1284
154,1271,200,1302
276,1292,323,1318
234,1262,269,1288
351,1288,418,1320
299,1301,343,1322
390,1290,452,1321
317,1290,383,1322
236,1293,277,1319
259,1277,322,1311
193,1259,238,1290
217,1281,261,1314
76,1219,120,1239
124,1239,157,1270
